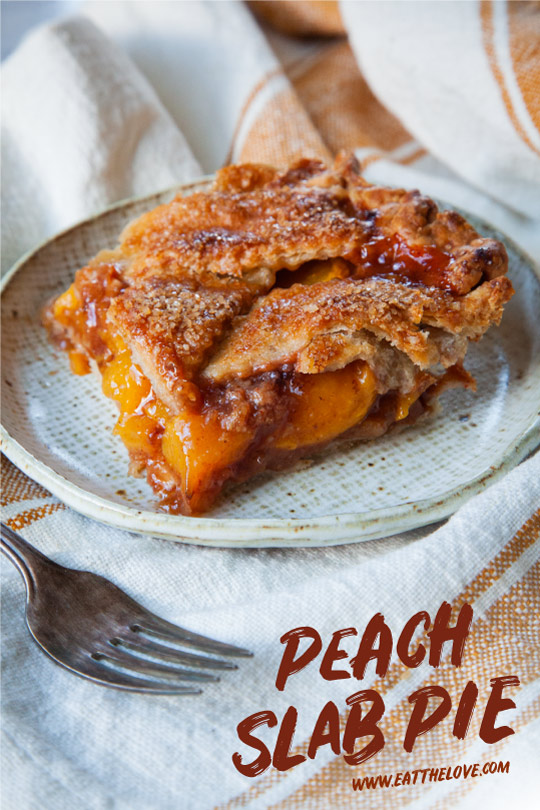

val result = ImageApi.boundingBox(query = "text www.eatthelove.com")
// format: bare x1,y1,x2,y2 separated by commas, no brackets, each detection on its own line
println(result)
352,760,509,791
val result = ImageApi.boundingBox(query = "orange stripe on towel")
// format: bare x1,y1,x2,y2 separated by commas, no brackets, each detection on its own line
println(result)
507,0,540,136
480,0,540,157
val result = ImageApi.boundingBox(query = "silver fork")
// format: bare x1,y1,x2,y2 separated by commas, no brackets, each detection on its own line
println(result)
1,522,252,694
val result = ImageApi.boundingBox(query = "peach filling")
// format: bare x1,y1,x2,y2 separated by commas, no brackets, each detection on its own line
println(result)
162,412,252,507
101,348,170,456
69,336,394,512
50,276,425,513
274,363,377,450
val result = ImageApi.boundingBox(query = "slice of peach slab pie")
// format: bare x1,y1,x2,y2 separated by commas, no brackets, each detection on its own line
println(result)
44,156,514,515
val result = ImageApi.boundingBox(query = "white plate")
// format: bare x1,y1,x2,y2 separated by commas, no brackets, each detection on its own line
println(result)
2,180,540,547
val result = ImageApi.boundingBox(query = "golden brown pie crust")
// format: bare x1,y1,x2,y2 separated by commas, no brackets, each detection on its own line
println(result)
44,156,514,515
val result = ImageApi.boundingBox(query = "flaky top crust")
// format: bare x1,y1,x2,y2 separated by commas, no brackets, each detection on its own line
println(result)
64,156,513,410
115,157,507,292
202,275,513,384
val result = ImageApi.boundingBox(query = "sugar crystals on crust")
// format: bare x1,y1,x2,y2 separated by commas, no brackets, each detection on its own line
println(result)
45,156,514,515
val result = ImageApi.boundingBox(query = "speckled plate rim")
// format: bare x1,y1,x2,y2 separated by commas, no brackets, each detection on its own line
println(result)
2,184,540,548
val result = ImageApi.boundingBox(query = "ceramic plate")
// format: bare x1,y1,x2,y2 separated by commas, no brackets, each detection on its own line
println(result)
2,180,539,547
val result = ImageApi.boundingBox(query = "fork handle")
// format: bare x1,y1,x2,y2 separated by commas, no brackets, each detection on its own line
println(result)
1,522,56,595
